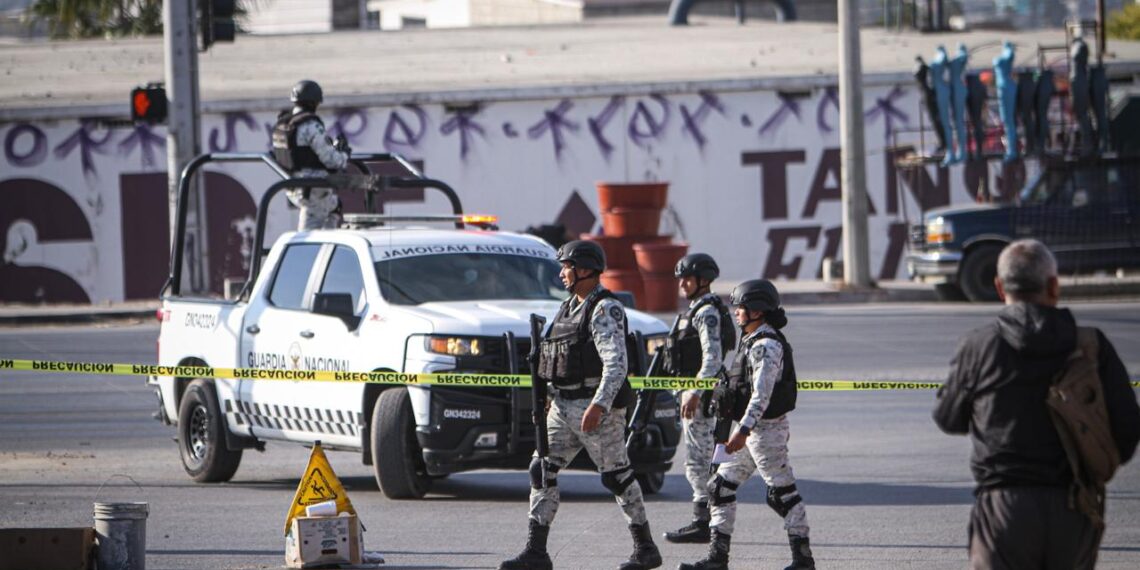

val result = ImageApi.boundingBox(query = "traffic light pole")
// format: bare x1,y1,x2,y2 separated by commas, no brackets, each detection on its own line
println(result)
163,0,206,293
838,0,873,288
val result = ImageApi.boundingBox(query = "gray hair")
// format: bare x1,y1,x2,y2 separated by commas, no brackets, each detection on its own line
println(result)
997,239,1057,295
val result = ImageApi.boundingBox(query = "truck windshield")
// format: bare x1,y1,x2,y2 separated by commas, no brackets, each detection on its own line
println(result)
374,254,565,305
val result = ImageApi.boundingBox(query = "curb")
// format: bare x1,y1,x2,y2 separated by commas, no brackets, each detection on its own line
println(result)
0,307,158,326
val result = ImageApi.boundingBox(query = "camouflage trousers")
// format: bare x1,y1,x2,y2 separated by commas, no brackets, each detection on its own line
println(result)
682,409,716,504
528,397,647,527
286,185,339,230
708,416,809,538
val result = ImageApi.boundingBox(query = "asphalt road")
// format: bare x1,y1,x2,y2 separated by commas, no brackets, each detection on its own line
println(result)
1,302,1139,569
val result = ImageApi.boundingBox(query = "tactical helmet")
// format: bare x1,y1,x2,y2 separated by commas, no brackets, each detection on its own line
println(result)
556,240,606,272
291,80,323,106
730,279,780,313
674,253,720,281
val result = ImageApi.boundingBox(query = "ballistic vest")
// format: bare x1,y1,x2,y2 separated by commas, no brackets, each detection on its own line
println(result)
538,288,633,407
725,329,796,421
271,110,329,173
665,295,735,377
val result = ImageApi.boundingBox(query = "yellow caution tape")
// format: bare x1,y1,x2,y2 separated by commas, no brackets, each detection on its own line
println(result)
2,358,1138,391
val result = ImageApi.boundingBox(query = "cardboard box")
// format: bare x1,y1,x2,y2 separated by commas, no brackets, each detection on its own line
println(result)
285,514,362,569
0,527,94,570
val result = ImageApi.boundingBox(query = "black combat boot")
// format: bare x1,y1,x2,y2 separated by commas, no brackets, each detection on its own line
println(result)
783,535,815,570
664,501,711,544
619,522,662,570
677,530,730,570
499,520,553,570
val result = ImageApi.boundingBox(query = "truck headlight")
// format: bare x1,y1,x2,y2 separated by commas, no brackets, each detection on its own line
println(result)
926,217,955,245
425,336,484,357
645,334,667,356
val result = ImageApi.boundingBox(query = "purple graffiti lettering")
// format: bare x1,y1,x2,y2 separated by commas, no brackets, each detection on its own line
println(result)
588,96,625,160
384,105,428,150
330,108,368,143
864,86,910,141
4,124,48,167
680,91,726,150
628,94,671,148
208,112,257,152
502,122,519,138
528,99,580,160
118,124,166,168
816,87,840,133
759,92,803,138
439,108,487,161
53,120,115,178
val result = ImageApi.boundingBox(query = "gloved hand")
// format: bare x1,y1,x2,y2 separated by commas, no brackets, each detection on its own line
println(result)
334,134,352,156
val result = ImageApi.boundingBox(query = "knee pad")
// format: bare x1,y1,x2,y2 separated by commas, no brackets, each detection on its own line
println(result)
765,483,802,518
707,474,739,506
600,466,635,495
528,458,559,489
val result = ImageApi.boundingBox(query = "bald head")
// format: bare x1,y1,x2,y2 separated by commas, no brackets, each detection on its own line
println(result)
995,239,1059,305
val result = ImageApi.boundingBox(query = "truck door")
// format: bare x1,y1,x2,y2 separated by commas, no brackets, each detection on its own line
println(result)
238,242,367,448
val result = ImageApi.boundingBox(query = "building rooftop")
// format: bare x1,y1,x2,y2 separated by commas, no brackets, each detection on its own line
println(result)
3,16,1139,121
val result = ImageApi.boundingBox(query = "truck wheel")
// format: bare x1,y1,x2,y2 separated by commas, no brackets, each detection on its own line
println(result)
177,379,242,482
636,470,666,495
933,283,968,302
372,388,432,499
959,244,1003,302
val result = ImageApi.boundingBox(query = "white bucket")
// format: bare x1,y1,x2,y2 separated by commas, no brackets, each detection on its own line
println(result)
93,501,148,570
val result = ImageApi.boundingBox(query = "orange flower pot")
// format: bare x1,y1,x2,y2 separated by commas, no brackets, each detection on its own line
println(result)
601,208,662,238
581,234,671,271
600,269,644,308
633,242,689,275
640,273,681,312
596,182,669,211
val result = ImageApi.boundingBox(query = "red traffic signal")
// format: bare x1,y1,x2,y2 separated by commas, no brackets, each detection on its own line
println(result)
131,85,168,124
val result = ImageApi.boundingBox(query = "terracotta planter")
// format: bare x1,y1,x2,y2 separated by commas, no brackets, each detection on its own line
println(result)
633,242,689,275
601,208,662,238
600,269,644,308
641,274,681,312
581,234,671,270
596,182,669,211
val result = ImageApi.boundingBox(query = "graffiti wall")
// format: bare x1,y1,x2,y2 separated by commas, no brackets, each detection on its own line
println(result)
1,84,994,303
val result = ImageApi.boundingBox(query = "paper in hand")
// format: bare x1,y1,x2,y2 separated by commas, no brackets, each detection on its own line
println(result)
711,443,734,464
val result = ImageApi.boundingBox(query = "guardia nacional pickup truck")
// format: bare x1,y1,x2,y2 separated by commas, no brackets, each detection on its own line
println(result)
146,153,677,499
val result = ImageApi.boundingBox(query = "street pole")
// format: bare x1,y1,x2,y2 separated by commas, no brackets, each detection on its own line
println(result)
164,0,203,291
838,0,873,288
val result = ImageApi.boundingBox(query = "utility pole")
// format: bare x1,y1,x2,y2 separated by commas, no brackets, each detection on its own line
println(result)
164,0,204,292
838,0,873,288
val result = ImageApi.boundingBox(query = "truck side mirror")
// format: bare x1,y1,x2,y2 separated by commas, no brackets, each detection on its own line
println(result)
313,292,360,330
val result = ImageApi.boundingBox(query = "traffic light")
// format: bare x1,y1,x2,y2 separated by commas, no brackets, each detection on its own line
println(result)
200,0,236,50
131,84,168,124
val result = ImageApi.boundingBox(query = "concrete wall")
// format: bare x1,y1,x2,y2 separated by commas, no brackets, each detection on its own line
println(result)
0,82,1013,304
373,0,473,29
246,0,334,34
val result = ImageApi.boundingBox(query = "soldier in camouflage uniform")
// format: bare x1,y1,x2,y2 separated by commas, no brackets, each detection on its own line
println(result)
271,80,351,230
663,254,735,544
501,240,662,570
681,280,815,570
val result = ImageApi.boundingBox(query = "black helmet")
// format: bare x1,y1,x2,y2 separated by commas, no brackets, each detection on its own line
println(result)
291,80,323,106
730,279,780,312
556,240,606,272
674,253,719,281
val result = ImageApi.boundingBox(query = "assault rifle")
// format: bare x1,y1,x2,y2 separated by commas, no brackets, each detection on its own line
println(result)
626,314,683,452
528,313,550,488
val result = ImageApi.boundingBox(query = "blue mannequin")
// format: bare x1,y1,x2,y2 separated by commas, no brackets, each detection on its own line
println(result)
1034,69,1054,152
947,43,969,163
930,46,954,166
994,41,1018,161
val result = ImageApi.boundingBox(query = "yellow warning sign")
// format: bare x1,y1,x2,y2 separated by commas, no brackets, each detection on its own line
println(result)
284,442,357,535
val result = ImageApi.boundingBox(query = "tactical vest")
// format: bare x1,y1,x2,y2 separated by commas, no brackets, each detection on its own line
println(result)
722,329,796,421
271,110,328,173
665,295,735,377
537,288,633,407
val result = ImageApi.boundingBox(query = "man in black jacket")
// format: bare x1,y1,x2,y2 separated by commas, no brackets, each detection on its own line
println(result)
934,239,1140,569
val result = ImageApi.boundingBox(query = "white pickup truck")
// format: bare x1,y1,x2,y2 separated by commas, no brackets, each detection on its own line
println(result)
147,153,677,499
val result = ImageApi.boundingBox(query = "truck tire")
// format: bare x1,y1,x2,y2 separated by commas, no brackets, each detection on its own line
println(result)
177,379,242,482
959,244,1003,303
372,388,432,499
636,470,666,494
